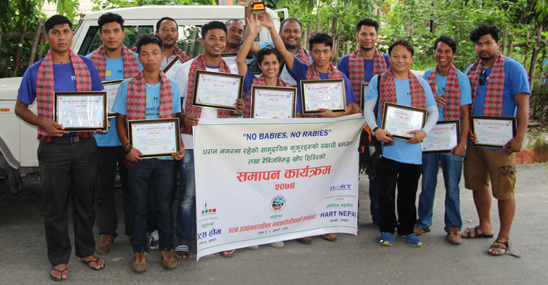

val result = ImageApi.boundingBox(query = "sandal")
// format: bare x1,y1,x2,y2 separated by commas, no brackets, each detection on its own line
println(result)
219,250,236,258
50,267,67,282
488,240,521,258
460,226,494,238
175,243,190,259
77,257,105,270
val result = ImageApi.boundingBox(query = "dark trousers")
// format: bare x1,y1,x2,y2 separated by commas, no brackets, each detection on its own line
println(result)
95,146,131,238
369,176,382,226
128,159,175,253
38,137,97,266
378,157,422,235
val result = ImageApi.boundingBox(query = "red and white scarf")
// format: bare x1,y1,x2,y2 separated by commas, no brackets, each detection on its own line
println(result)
302,63,344,118
379,69,426,118
126,70,173,120
36,49,93,141
173,46,191,63
226,46,241,54
184,54,232,135
426,64,461,120
89,44,140,81
244,75,291,118
295,45,311,65
467,52,505,116
348,48,387,101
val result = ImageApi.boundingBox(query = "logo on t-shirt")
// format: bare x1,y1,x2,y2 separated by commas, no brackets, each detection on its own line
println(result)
71,76,76,81
105,71,111,76
118,69,123,74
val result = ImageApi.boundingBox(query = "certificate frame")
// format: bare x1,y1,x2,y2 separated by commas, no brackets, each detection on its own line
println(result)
422,120,460,154
359,81,369,110
102,79,123,117
163,55,185,73
250,85,297,118
471,115,516,148
54,91,107,132
381,102,427,140
193,70,244,110
127,118,181,158
300,79,346,115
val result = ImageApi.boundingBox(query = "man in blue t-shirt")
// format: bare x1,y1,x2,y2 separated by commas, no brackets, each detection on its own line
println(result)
14,15,105,281
87,12,143,256
414,35,472,245
364,40,439,247
461,25,529,258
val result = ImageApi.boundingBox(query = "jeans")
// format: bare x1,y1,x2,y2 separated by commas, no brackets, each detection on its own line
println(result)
417,154,463,232
176,150,196,245
369,176,382,226
128,159,175,253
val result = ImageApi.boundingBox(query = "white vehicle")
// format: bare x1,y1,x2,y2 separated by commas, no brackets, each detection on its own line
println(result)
0,5,285,194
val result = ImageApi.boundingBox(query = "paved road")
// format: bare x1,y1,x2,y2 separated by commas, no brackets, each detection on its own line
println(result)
1,163,547,284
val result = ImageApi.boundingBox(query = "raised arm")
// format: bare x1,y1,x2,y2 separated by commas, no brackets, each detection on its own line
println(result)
259,13,294,72
237,14,263,76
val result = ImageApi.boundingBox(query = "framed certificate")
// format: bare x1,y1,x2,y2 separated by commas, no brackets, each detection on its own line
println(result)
128,118,181,158
222,53,238,74
163,55,185,73
471,116,516,148
422,120,460,153
193,70,243,110
300,79,346,114
381,103,426,140
250,86,297,118
102,80,123,117
359,82,369,110
54,91,107,131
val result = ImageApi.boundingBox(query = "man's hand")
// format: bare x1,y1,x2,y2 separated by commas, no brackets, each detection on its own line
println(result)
353,102,363,115
258,11,274,29
42,121,69,137
126,147,143,163
316,108,335,118
171,149,185,160
504,137,524,156
374,128,394,143
231,99,245,116
406,130,426,144
246,14,262,37
468,129,477,142
183,114,199,128
434,94,446,108
451,143,466,156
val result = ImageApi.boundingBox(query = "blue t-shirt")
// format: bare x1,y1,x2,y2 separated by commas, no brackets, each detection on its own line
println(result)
243,69,256,95
112,78,181,160
17,56,104,138
465,56,530,149
86,52,142,147
289,60,356,114
336,53,390,83
422,67,472,121
365,74,437,165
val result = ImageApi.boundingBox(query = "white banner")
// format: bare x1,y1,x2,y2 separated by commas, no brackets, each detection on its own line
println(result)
194,114,365,260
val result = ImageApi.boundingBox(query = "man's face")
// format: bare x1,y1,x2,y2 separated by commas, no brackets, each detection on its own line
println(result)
356,25,378,51
389,44,413,74
45,23,73,54
226,21,244,49
258,54,280,79
310,43,333,69
280,21,302,50
434,41,455,69
138,43,163,72
201,28,226,57
474,34,500,62
100,21,125,51
155,20,179,49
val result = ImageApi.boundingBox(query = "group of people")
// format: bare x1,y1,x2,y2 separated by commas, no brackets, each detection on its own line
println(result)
14,7,529,281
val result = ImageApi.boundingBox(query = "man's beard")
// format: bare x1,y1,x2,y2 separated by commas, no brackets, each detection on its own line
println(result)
360,45,374,52
285,43,299,50
105,44,121,52
163,43,175,49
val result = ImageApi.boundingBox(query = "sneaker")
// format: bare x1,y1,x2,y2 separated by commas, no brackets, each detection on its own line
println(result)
270,241,284,248
248,245,259,250
379,232,393,246
447,227,462,245
95,234,114,255
161,250,178,270
413,225,431,236
148,230,159,250
397,233,422,247
132,252,148,273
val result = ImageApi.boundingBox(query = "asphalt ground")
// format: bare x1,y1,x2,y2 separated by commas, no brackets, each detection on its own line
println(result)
0,163,547,284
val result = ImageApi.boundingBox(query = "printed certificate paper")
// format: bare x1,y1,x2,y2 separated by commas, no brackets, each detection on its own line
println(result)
471,116,516,148
102,80,122,117
128,118,181,158
382,103,426,140
54,91,107,131
422,120,460,153
163,55,185,74
359,82,369,110
251,86,297,118
193,70,243,110
301,79,346,114
222,53,238,74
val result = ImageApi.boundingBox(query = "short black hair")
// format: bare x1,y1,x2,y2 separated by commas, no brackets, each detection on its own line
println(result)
45,15,72,34
469,24,500,42
136,34,163,53
98,12,124,32
308,33,333,49
201,21,227,39
156,17,178,32
433,34,457,54
356,17,379,32
257,46,282,64
225,19,243,26
388,39,414,56
280,18,303,31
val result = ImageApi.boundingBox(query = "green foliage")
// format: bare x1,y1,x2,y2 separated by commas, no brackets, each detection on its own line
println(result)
90,0,215,11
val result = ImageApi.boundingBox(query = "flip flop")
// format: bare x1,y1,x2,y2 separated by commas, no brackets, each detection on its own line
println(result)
78,257,105,270
460,226,494,238
174,243,190,259
219,250,236,258
50,267,67,282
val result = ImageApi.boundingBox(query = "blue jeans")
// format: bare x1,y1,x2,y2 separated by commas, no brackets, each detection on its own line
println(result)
417,154,463,232
128,159,175,253
176,150,196,244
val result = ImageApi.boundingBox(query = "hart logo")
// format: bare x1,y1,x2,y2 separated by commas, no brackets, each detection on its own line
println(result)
270,196,286,212
330,184,352,191
201,203,217,216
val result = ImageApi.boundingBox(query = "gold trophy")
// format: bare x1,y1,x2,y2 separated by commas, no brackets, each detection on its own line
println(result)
251,0,266,15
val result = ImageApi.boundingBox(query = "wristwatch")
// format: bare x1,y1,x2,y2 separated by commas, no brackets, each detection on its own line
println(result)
372,127,379,135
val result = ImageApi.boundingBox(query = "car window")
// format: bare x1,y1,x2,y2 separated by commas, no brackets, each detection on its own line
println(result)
78,25,154,55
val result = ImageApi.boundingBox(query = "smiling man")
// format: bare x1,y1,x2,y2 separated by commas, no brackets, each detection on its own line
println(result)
225,19,245,53
155,17,191,69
